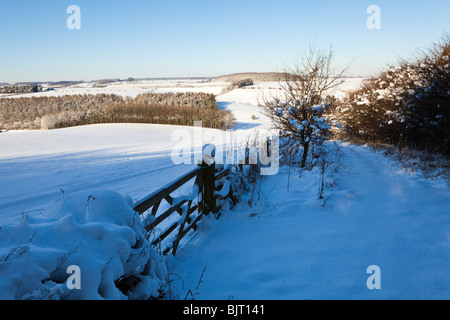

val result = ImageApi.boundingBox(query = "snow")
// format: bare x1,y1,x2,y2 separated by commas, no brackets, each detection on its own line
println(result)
169,143,450,300
0,79,223,99
2,77,448,300
0,190,167,300
218,102,271,131
214,180,232,199
0,124,204,225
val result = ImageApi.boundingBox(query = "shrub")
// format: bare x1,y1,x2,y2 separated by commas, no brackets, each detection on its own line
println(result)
261,46,345,168
334,35,450,156
231,78,254,88
0,85,39,94
221,78,254,94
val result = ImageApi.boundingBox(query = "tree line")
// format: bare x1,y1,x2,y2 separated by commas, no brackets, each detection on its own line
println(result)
0,92,235,131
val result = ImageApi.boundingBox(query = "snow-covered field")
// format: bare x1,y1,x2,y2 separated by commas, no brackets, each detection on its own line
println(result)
1,78,449,300
0,124,199,225
0,79,228,99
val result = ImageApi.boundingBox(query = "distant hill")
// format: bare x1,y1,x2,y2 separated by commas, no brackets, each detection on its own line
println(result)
214,72,289,83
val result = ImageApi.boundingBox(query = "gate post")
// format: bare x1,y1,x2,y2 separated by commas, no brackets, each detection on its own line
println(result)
202,144,217,214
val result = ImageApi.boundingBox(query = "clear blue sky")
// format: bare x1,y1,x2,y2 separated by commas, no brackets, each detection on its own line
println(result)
0,0,448,83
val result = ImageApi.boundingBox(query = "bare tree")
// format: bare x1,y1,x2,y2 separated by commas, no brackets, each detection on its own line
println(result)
261,46,347,168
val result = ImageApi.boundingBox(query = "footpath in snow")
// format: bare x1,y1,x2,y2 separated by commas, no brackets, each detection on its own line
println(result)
170,143,450,300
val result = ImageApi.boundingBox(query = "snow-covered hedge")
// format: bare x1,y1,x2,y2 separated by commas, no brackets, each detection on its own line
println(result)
334,35,449,156
0,190,169,300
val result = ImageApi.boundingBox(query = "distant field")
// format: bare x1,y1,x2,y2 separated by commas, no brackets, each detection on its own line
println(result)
214,72,288,83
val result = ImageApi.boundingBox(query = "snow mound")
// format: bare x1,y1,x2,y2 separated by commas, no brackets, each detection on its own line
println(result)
0,190,168,300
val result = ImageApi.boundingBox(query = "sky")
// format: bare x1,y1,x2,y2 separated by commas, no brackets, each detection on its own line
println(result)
0,0,449,83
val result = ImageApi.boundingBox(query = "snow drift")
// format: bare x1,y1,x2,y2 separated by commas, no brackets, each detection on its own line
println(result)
0,190,168,300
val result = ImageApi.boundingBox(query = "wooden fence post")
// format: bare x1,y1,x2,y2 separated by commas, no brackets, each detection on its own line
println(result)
196,163,204,216
202,144,217,214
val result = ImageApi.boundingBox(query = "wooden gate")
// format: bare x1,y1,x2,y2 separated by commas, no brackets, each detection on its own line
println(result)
133,147,232,255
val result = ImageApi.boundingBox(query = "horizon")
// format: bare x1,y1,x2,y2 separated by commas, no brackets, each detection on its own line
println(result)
1,0,449,83
0,73,369,86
